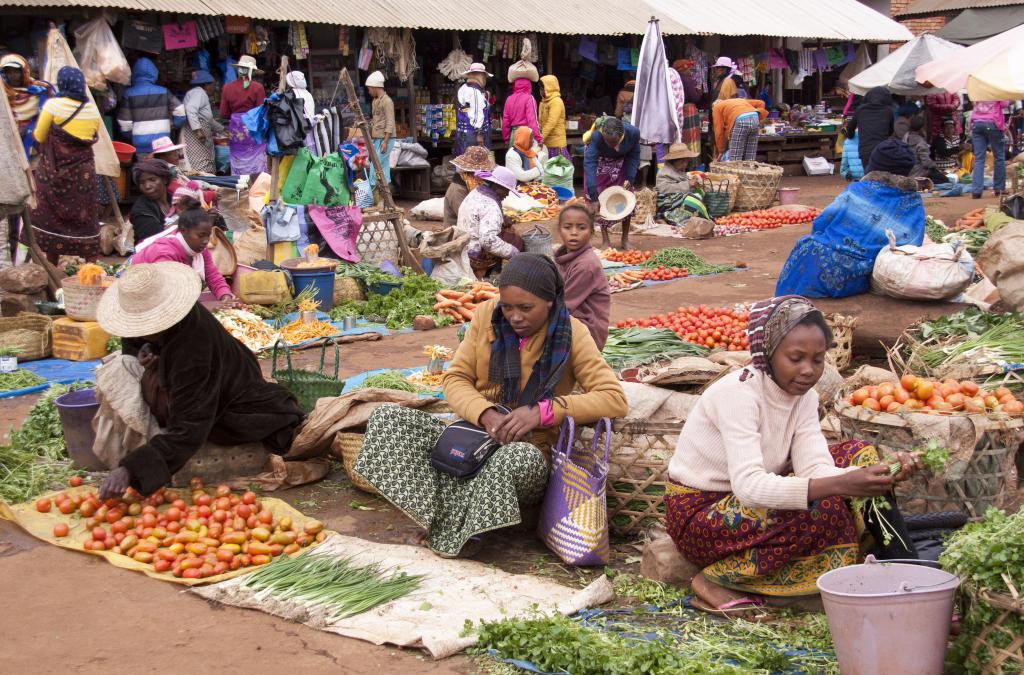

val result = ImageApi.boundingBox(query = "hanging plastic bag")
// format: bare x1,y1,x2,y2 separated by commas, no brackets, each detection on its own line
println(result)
541,155,574,191
305,205,362,262
73,17,131,89
281,148,315,204
352,178,374,209
301,153,350,206
262,200,301,243
241,101,270,144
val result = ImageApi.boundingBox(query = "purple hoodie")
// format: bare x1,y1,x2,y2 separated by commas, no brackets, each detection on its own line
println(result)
502,79,542,143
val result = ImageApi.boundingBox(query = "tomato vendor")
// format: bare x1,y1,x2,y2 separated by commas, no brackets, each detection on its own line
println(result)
93,263,304,498
665,296,922,614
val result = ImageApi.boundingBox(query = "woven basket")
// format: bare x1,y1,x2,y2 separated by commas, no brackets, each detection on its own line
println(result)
0,313,52,361
60,278,108,322
695,172,739,213
836,401,1023,518
961,583,1023,674
356,217,400,266
332,432,379,495
711,160,784,211
333,276,365,304
578,418,682,537
271,340,345,413
825,313,857,372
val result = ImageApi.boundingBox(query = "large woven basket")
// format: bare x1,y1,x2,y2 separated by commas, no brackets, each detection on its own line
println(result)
824,313,856,372
0,313,52,361
356,217,400,266
836,401,1023,518
710,160,784,211
578,418,682,537
60,278,108,322
961,583,1023,674
332,431,379,495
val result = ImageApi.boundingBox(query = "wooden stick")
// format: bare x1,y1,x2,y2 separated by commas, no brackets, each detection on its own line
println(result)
20,210,61,296
103,176,126,233
339,68,422,273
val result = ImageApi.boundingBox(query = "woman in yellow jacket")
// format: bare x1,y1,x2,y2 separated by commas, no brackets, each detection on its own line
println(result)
713,96,767,162
539,75,568,160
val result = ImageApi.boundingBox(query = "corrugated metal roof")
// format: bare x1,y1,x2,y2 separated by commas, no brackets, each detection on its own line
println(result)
896,0,1024,17
0,0,913,39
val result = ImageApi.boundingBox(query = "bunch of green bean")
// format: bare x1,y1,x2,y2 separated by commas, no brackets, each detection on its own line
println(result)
242,551,422,619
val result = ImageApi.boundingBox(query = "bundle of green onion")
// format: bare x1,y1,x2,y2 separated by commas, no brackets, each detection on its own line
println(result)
242,551,422,620
852,461,908,549
602,327,709,369
918,320,1024,372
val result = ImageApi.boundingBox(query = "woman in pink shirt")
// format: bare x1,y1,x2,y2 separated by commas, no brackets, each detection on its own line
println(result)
970,99,1009,198
132,190,235,304
501,78,542,144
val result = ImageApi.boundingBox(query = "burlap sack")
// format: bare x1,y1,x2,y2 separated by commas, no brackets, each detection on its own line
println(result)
977,221,1024,312
639,356,724,387
843,365,899,391
682,216,715,239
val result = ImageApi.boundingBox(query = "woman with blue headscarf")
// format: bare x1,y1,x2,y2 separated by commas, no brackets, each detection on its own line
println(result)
26,66,102,263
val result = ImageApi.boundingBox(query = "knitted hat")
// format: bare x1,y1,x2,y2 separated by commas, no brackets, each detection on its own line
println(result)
498,253,563,301
866,139,916,177
365,71,385,88
97,262,201,338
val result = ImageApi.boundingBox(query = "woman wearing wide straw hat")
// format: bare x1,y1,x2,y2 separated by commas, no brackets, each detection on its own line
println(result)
444,145,495,228
454,62,493,156
220,55,267,175
94,263,304,498
457,166,524,278
656,143,700,225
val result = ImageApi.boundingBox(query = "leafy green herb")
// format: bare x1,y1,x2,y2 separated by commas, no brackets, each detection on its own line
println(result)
0,370,46,392
925,215,947,243
105,336,122,353
362,274,445,329
915,308,1021,341
0,347,22,357
917,439,950,474
641,248,733,276
356,370,423,393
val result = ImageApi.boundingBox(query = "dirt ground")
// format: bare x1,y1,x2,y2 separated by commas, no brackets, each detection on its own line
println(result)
0,174,1008,673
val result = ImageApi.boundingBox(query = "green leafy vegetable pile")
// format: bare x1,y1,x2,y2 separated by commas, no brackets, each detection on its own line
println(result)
329,273,451,329
355,370,422,393
602,327,709,369
0,382,91,503
641,248,733,276
925,215,947,243
0,370,46,392
913,308,1021,341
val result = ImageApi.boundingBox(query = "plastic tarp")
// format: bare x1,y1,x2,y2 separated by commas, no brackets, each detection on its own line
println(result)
967,41,1024,101
916,23,1024,95
849,35,963,95
935,6,1024,45
0,485,332,586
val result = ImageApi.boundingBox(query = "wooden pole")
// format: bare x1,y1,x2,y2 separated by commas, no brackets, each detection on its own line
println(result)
546,34,554,75
265,56,290,262
339,68,422,273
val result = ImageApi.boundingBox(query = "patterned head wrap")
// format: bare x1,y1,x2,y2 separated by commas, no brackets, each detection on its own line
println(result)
743,295,823,379
56,66,87,102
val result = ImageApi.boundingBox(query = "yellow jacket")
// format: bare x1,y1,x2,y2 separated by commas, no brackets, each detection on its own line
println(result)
539,75,567,148
443,298,628,454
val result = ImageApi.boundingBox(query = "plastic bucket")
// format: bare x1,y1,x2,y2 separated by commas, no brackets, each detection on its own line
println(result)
778,187,800,205
552,185,575,202
290,268,337,310
112,141,135,164
817,556,960,675
54,388,104,471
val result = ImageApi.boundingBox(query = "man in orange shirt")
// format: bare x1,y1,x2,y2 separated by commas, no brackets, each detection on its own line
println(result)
713,96,768,161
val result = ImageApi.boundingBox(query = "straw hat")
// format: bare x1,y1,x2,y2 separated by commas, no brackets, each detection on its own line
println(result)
232,55,263,74
598,186,637,221
463,62,493,77
96,262,201,338
365,71,385,88
663,143,699,161
451,145,495,172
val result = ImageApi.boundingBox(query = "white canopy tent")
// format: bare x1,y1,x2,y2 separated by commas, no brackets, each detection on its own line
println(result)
966,41,1024,100
848,34,963,95
916,23,1024,96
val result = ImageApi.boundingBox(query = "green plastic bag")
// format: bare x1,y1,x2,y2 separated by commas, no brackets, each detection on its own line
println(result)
300,152,351,206
542,155,574,190
281,148,315,204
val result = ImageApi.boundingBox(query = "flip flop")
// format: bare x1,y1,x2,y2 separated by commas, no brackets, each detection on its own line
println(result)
691,595,768,618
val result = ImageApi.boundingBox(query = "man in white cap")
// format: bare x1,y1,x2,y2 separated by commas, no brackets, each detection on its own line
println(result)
220,55,267,174
365,70,395,197
455,62,493,156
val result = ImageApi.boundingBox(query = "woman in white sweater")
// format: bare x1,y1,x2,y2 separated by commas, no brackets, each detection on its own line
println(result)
665,296,921,614
505,126,548,184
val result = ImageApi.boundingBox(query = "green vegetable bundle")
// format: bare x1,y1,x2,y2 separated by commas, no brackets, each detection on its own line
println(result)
362,274,445,329
602,327,709,369
641,247,733,276
356,370,422,393
334,261,382,279
0,370,45,392
925,216,947,244
242,550,422,620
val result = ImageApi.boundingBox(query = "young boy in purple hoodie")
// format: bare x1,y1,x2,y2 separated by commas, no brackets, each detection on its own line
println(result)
554,204,611,349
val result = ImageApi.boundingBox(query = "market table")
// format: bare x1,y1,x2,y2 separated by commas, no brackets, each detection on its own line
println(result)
755,131,838,176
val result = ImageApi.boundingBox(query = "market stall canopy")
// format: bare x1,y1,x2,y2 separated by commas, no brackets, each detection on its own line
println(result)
848,34,963,95
934,6,1024,44
896,0,1024,17
966,41,1024,100
1,0,912,38
915,23,1024,94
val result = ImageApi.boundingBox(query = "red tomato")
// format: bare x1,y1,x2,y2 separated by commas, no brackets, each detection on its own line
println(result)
35,498,51,513
53,523,69,537
68,476,83,487
57,500,75,515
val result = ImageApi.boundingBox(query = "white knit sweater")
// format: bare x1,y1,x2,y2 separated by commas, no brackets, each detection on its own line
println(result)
667,369,853,510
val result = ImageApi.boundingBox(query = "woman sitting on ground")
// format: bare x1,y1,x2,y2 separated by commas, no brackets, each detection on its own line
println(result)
457,166,525,278
655,143,700,225
666,296,921,613
355,254,628,557
95,263,305,498
505,126,549,184
129,159,175,244
443,146,495,228
131,186,237,306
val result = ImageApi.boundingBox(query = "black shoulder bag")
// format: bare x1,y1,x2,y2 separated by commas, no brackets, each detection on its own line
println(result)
430,405,511,479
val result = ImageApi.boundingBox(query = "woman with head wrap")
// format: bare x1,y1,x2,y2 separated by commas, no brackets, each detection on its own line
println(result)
25,66,102,263
454,63,493,156
844,86,894,177
583,115,642,249
666,296,920,614
1,53,53,153
354,254,627,557
504,126,548,184
180,70,224,174
129,159,175,244
776,139,924,298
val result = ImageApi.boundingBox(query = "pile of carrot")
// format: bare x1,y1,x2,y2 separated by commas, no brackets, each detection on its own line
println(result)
432,282,499,324
951,207,987,232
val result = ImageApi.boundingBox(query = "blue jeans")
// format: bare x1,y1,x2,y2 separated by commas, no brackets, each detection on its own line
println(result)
972,121,1006,195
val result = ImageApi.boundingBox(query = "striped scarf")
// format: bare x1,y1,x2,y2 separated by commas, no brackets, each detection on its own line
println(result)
488,300,572,407
742,295,820,380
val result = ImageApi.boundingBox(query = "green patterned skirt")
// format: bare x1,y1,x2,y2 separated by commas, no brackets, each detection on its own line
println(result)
353,405,549,557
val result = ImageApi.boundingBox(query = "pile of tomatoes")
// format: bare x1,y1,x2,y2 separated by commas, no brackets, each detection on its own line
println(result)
36,478,324,579
616,305,750,351
600,249,654,264
845,374,1024,414
716,207,821,230
639,265,689,281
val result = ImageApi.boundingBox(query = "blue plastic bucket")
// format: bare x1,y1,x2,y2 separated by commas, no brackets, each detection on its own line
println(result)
290,268,337,310
55,388,104,471
552,185,574,202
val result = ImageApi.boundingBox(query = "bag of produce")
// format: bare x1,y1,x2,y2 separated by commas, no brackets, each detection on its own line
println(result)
238,270,292,305
507,38,539,83
541,156,574,191
871,229,974,301
977,221,1024,312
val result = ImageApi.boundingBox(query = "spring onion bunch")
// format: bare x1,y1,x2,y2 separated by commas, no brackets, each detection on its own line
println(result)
851,462,908,550
602,327,709,369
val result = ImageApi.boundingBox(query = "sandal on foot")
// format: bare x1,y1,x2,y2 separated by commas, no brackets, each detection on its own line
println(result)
692,595,767,617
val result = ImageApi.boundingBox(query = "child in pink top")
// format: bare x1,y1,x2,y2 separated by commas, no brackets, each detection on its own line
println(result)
132,197,235,301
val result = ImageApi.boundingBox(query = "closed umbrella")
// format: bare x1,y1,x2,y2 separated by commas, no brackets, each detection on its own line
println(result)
632,16,678,144
967,41,1024,100
849,34,962,95
916,23,1024,94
